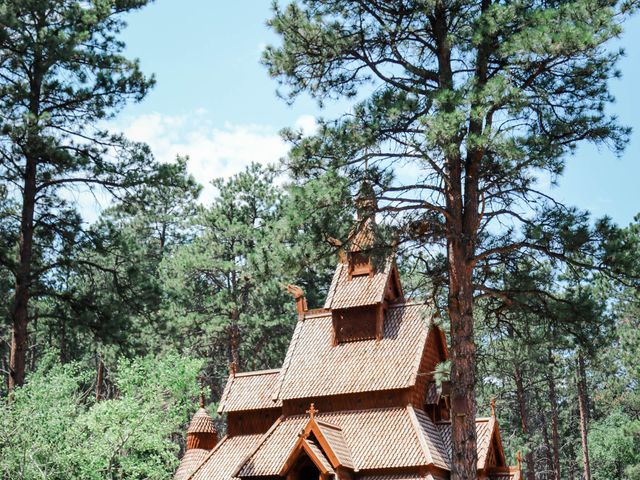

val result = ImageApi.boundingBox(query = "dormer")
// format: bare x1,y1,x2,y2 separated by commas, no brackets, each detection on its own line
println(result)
324,217,403,344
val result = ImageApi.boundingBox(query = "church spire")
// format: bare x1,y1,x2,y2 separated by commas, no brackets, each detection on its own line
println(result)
186,389,217,451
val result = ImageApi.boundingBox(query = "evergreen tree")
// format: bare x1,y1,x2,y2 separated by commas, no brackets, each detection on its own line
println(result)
0,0,156,389
263,1,636,476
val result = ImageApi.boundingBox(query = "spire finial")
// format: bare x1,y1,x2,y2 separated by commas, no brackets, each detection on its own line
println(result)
490,397,496,418
306,403,318,420
199,387,206,409
229,361,237,376
516,450,522,470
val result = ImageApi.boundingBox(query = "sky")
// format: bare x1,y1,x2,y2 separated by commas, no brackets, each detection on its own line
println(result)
110,1,640,225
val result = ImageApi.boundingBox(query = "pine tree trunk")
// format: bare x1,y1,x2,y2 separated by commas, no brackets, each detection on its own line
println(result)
514,364,536,480
9,153,37,390
547,351,561,480
96,357,105,402
577,351,591,480
448,261,478,480
542,421,554,479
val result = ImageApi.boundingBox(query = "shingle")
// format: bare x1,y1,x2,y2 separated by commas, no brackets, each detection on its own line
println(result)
425,382,439,405
358,473,427,480
304,439,334,473
187,408,216,434
175,449,209,480
218,369,282,413
316,420,354,469
324,260,391,310
410,407,450,470
476,418,493,468
436,418,495,470
188,434,263,480
237,407,431,476
274,303,432,400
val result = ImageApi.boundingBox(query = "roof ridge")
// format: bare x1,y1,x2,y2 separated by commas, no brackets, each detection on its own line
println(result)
304,308,331,318
315,419,342,431
272,319,304,401
234,368,280,378
387,300,429,309
216,374,235,414
406,405,434,467
232,416,286,477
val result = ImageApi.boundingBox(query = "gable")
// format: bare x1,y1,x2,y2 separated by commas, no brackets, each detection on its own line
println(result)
235,406,449,476
324,258,402,310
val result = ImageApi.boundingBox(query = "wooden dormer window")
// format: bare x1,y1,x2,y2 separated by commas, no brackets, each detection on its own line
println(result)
332,305,380,344
347,252,373,277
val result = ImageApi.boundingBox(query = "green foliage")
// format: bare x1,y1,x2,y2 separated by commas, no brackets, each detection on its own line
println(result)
0,352,202,480
160,163,344,397
589,410,640,479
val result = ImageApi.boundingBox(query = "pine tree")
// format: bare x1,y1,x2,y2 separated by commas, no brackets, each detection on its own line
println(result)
0,0,155,389
263,2,635,476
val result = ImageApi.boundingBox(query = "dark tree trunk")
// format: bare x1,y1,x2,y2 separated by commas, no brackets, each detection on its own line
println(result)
448,254,478,480
9,153,37,390
96,357,105,402
514,364,536,480
542,421,554,479
577,351,591,480
547,352,561,480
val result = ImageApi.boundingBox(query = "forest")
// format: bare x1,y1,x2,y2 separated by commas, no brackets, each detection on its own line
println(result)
0,1,639,479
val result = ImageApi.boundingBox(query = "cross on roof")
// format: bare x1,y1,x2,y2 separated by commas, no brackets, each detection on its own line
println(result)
306,403,318,419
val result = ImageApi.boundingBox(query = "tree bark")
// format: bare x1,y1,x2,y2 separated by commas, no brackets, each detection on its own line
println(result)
547,351,561,480
514,364,536,480
577,351,591,480
9,38,43,390
9,152,37,390
542,421,554,479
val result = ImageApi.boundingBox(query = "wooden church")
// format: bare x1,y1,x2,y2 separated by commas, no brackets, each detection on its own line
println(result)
175,215,521,480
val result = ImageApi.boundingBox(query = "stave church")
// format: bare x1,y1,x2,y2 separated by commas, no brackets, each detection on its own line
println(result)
175,211,521,480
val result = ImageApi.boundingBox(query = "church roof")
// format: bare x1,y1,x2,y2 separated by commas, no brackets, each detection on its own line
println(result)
235,406,447,476
323,258,395,310
218,369,282,413
436,417,501,471
188,434,264,480
273,302,433,401
175,449,209,480
187,408,216,434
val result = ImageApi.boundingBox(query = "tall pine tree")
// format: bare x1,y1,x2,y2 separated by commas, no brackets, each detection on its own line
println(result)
0,0,155,389
263,1,635,476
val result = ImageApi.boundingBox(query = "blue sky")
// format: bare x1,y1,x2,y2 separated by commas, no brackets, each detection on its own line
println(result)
113,1,640,225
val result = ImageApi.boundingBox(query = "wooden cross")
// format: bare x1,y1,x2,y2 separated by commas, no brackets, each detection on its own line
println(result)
306,403,318,419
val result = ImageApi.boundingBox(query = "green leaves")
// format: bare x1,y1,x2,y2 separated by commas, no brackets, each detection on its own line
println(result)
0,352,202,480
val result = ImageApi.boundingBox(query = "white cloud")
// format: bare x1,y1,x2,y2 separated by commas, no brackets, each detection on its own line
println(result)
293,114,318,136
117,111,294,204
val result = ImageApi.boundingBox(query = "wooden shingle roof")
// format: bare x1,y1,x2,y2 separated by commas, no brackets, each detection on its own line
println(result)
175,449,209,480
188,434,263,480
235,406,449,476
323,259,394,310
218,369,282,413
187,408,217,434
273,303,433,401
436,417,496,470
